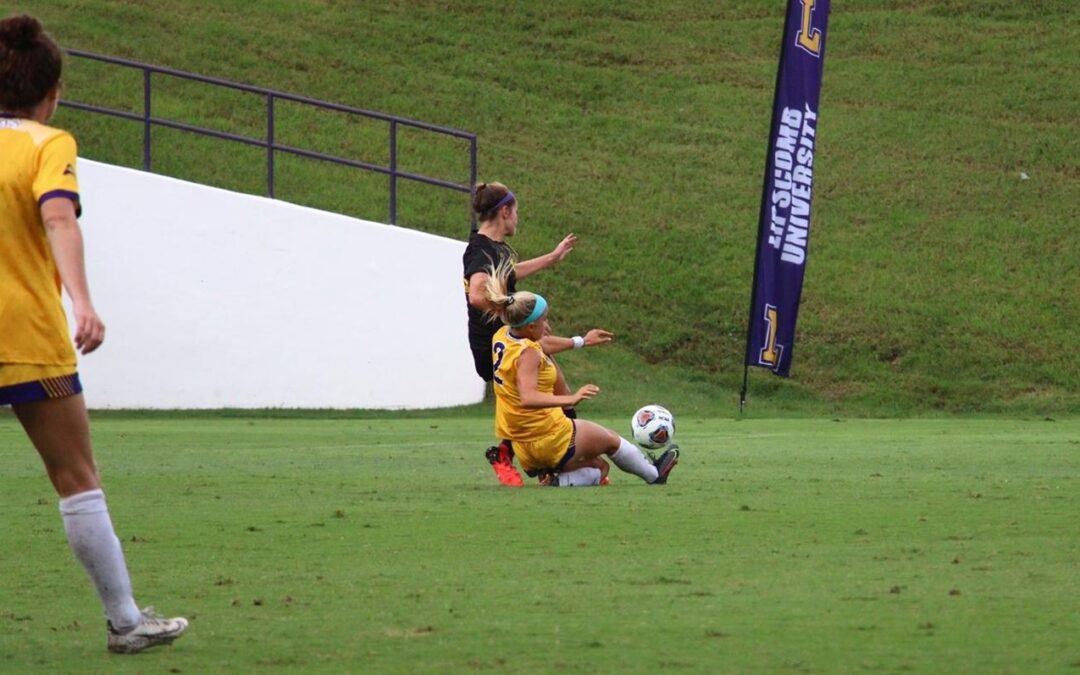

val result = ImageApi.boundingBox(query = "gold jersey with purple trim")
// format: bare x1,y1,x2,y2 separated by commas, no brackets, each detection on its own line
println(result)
491,325,565,443
0,115,81,366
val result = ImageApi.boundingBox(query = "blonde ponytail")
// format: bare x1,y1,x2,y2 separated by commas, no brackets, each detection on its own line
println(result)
484,256,542,327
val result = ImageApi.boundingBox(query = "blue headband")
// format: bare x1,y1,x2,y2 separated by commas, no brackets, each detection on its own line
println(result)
490,191,515,213
511,294,547,328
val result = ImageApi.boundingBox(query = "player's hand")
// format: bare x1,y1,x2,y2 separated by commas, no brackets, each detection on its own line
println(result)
573,384,600,404
584,328,614,347
550,233,576,263
73,302,105,354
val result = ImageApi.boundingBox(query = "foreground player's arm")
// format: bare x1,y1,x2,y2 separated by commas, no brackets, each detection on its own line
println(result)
41,197,105,354
515,233,576,280
516,349,598,408
539,328,614,356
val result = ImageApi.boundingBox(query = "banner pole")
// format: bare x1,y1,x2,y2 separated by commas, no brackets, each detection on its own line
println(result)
739,364,750,415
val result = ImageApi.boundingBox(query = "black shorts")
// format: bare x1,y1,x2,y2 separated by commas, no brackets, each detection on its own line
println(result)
469,338,494,382
468,326,498,382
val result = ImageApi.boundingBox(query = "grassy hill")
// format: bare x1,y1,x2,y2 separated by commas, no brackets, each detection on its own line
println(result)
21,0,1079,416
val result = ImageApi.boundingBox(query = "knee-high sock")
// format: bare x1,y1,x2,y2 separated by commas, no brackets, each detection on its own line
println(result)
557,467,601,486
59,489,142,629
610,437,659,483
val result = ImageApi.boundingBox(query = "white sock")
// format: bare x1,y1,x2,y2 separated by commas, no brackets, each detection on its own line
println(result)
610,437,659,483
59,489,142,630
557,467,602,487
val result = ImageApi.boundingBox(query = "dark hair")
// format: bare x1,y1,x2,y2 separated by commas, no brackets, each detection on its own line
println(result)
472,181,516,222
0,15,62,112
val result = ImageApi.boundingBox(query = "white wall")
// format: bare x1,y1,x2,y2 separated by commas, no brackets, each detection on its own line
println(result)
68,160,485,409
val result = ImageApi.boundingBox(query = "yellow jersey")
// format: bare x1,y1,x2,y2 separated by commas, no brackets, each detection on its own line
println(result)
492,325,566,442
0,115,81,366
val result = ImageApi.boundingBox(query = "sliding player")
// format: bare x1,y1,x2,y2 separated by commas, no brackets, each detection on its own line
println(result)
482,258,679,486
463,181,612,486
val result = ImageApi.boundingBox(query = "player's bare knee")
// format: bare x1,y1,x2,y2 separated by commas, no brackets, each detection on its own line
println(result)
48,461,101,497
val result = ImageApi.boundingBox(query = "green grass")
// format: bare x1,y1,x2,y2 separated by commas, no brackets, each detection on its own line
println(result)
11,0,1076,416
1,413,1077,673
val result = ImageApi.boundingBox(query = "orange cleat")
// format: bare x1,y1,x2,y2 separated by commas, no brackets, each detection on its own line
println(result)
485,445,524,487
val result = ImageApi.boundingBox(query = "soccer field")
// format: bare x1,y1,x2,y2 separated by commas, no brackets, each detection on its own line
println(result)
1,414,1077,673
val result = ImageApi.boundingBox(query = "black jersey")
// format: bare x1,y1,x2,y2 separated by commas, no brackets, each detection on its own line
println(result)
462,232,517,346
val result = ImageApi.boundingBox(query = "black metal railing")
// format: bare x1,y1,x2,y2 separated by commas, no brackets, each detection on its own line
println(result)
58,49,478,226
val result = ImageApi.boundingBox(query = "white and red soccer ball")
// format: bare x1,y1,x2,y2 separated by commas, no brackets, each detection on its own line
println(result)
631,404,675,450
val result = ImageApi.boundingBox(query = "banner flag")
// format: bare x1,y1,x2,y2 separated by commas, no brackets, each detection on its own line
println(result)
744,0,830,382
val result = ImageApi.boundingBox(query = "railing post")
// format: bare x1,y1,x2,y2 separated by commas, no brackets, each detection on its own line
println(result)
267,93,275,198
469,136,478,232
143,69,152,171
389,119,398,225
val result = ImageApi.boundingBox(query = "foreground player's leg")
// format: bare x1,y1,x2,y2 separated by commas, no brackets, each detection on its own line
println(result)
59,489,142,627
14,395,188,653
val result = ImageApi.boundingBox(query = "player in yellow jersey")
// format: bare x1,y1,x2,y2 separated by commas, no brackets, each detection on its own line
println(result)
0,14,187,653
464,181,614,486
483,258,679,486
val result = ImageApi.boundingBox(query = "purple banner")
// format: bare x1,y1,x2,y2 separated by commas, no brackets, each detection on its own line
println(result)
745,0,830,377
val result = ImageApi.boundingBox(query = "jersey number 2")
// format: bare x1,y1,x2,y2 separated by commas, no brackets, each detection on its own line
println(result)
492,342,506,385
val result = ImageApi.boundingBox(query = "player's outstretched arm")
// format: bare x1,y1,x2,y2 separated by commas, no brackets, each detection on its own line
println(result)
540,328,614,356
516,233,576,279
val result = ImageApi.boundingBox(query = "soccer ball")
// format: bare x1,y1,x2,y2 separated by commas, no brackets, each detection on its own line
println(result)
631,404,675,450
